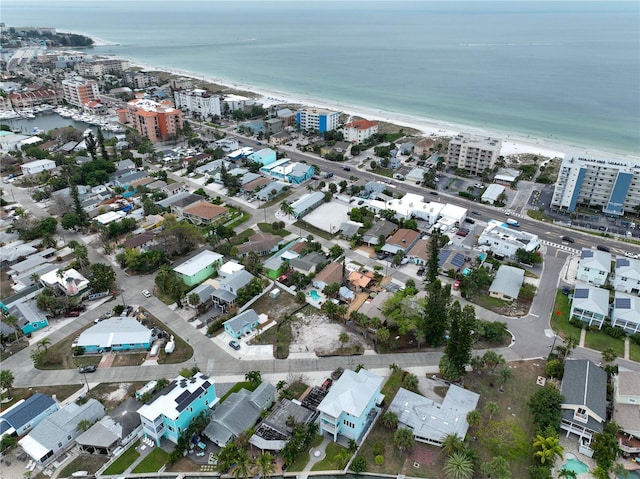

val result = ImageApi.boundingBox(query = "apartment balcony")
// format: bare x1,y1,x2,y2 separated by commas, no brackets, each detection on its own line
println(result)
618,432,640,454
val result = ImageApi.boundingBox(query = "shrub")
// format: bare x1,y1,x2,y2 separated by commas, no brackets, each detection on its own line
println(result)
351,457,367,473
630,333,640,346
603,325,626,339
568,318,585,329
374,455,384,465
546,359,564,379
372,441,385,456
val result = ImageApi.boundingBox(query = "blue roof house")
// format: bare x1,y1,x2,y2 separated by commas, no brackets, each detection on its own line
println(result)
10,301,49,336
0,393,58,438
317,369,384,443
248,148,277,166
224,309,261,340
137,372,219,446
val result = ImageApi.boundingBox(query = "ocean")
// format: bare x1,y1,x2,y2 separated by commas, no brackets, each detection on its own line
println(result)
3,0,639,156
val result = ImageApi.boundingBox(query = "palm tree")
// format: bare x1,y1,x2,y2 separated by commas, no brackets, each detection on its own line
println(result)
339,332,349,350
244,370,262,387
402,373,419,393
231,447,253,479
3,314,21,343
333,448,350,469
602,347,617,364
280,201,294,218
558,468,577,479
0,369,15,400
30,273,41,290
532,434,564,465
188,292,201,311
442,434,464,457
443,451,474,479
393,428,415,453
256,452,275,479
484,401,499,421
37,338,51,352
381,411,398,430
466,410,481,439
498,366,512,392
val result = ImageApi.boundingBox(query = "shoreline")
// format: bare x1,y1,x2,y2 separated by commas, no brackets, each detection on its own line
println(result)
82,43,639,161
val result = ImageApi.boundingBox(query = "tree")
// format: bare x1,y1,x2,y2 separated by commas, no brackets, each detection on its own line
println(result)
558,469,577,479
339,332,349,350
480,456,511,479
188,292,201,310
442,434,465,457
381,411,398,430
481,350,505,373
89,263,116,293
421,279,451,347
76,419,92,432
466,410,481,435
333,448,350,469
323,282,340,298
528,385,563,433
443,302,475,379
230,447,252,479
532,434,564,465
245,370,262,387
426,229,441,284
37,338,51,352
592,422,621,473
3,314,21,343
393,428,415,452
0,369,15,400
351,456,367,473
485,401,499,421
443,451,474,479
329,244,344,258
498,366,513,391
256,452,275,479
601,347,617,364
280,200,294,217
402,372,419,392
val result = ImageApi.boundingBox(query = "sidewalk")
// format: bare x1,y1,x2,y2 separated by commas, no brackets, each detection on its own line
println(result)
297,436,331,479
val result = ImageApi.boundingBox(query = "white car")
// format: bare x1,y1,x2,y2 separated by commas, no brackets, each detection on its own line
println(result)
624,252,639,259
142,290,152,298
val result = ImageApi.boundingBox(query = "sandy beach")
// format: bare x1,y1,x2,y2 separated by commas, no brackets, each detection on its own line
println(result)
117,55,637,162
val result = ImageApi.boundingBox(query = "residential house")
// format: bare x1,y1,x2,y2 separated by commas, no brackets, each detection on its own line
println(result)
241,176,272,194
569,283,610,329
264,118,283,134
219,270,255,295
203,382,276,447
381,228,420,255
406,238,430,265
20,159,56,175
481,184,506,205
111,170,150,188
173,250,223,286
339,221,362,239
211,289,238,313
39,268,90,298
388,385,479,447
362,220,397,246
364,181,388,196
560,360,607,456
187,283,215,312
348,270,374,292
9,301,49,336
317,369,384,443
388,157,402,169
162,182,189,197
477,220,540,259
341,119,378,144
236,232,283,257
261,159,315,185
74,316,153,354
248,148,277,166
121,231,156,251
413,138,436,157
611,293,640,334
313,262,343,291
181,201,228,226
218,261,246,278
289,252,325,275
0,394,58,439
276,108,297,127
576,248,611,287
137,373,218,446
250,398,315,451
494,168,520,185
290,192,325,218
157,192,203,217
19,399,104,465
612,256,640,294
339,286,355,303
269,131,290,146
224,309,262,339
182,152,212,169
195,159,229,178
489,266,525,302
613,371,640,453
406,167,426,184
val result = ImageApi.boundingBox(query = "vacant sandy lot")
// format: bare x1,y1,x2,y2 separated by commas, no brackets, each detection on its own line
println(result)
290,311,366,355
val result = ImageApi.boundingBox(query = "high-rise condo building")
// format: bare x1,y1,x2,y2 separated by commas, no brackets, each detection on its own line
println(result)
446,133,502,176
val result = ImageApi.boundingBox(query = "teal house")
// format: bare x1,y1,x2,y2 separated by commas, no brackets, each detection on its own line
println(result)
224,309,261,339
173,249,223,286
10,301,49,336
74,317,153,354
137,372,219,445
248,148,277,166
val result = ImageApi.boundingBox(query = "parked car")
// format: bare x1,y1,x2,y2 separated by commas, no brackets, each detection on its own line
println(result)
417,267,426,276
66,310,81,317
122,306,133,316
561,236,575,243
453,280,461,290
561,287,571,295
596,244,610,252
343,166,351,171
464,218,475,224
229,340,241,351
321,378,333,390
78,365,97,373
142,290,152,298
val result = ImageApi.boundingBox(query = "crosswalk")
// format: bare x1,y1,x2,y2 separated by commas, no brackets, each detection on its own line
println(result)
540,240,580,255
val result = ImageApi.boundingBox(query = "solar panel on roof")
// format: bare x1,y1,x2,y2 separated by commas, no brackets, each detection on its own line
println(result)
175,390,190,404
573,289,589,299
581,250,594,258
451,253,465,268
438,250,450,267
616,297,632,309
617,258,630,267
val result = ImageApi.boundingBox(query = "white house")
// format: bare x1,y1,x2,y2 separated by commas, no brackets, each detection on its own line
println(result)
569,283,610,329
477,220,539,259
489,265,524,302
612,256,640,295
20,159,56,175
576,248,611,287
481,184,505,205
611,293,640,334
613,371,640,449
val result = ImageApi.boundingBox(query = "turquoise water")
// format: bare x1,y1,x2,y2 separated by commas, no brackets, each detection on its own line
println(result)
618,471,640,479
563,457,589,474
308,290,321,302
462,268,471,276
2,1,639,155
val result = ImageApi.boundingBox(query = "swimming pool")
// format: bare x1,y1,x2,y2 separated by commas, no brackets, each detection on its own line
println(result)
308,290,321,301
462,268,471,276
561,453,589,474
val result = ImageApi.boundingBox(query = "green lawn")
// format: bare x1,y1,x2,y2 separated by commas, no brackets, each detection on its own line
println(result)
630,342,640,362
230,228,255,246
550,291,582,340
257,222,289,237
219,381,256,402
584,332,625,357
311,442,348,471
526,210,554,222
103,441,140,475
132,448,170,473
288,447,311,472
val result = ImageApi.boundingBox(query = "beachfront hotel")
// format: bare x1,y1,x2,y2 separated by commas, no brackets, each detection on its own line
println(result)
174,88,221,119
61,76,100,108
550,155,640,216
446,133,502,176
117,97,183,142
297,108,340,133
342,119,379,144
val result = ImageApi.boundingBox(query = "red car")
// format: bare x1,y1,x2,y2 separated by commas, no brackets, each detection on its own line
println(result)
66,310,80,317
453,280,461,290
